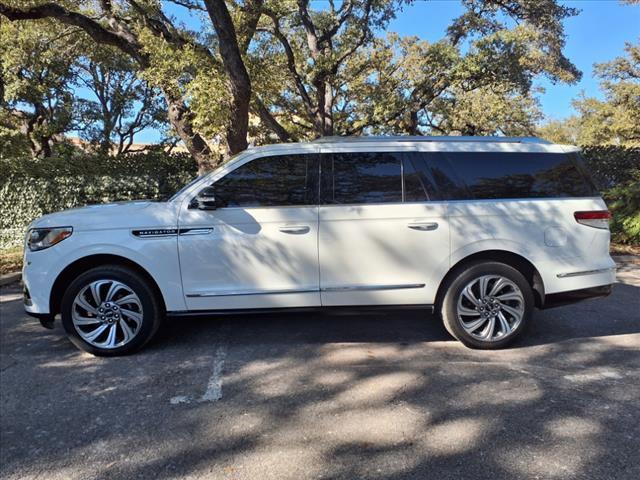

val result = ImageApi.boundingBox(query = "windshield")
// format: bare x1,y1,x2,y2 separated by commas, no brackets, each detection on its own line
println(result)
163,151,248,202
165,174,205,202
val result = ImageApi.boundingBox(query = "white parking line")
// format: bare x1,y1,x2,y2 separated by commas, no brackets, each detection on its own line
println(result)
199,344,227,402
169,343,227,405
564,370,623,383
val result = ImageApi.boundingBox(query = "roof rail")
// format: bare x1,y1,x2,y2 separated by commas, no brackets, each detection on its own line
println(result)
312,135,551,144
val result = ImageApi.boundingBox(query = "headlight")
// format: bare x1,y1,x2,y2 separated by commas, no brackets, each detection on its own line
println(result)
27,227,73,251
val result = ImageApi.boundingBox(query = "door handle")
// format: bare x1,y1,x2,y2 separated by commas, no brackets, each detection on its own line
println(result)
408,222,439,231
279,225,310,234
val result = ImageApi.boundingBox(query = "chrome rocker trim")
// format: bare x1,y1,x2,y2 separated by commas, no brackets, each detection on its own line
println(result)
186,283,425,298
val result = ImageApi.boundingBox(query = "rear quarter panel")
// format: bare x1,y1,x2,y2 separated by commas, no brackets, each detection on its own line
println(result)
448,197,614,294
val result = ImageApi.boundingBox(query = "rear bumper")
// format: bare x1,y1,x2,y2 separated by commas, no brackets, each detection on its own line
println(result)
541,284,613,309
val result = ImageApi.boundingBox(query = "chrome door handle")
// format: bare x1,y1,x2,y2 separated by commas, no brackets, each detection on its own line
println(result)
408,222,439,231
279,225,310,234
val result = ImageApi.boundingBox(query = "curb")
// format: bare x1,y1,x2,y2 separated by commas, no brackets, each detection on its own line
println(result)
0,272,21,287
611,254,640,265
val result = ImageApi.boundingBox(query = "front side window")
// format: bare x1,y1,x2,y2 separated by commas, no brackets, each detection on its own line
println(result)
321,152,403,204
212,154,319,208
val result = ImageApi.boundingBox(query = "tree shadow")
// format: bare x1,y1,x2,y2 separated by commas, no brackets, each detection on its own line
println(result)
2,271,639,480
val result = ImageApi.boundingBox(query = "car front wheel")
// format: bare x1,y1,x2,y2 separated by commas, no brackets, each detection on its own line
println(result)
440,261,534,349
61,265,163,356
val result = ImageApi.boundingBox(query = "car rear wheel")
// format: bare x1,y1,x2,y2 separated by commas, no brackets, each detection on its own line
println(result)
440,261,534,349
61,265,163,356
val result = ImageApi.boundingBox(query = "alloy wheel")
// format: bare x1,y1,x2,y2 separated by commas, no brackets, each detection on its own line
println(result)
456,275,525,342
71,279,143,349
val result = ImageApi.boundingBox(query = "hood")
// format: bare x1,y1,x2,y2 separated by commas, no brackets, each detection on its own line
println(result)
30,200,180,231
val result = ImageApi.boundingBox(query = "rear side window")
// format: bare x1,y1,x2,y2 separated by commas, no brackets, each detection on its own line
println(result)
405,152,468,201
445,152,599,199
213,154,318,207
321,152,402,204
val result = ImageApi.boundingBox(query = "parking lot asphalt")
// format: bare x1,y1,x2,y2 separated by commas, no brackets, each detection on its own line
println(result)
1,260,639,480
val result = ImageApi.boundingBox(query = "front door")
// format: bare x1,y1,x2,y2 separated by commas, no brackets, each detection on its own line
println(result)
318,149,450,306
178,152,321,311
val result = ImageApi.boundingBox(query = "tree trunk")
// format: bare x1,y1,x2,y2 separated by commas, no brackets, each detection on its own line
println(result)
204,0,251,155
164,90,214,173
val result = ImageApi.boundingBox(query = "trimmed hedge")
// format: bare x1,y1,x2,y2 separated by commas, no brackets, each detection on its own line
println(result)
1,146,638,249
0,151,197,248
581,145,640,189
582,146,640,245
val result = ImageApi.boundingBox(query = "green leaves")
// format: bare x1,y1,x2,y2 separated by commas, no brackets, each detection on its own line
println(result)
0,150,198,248
0,18,82,156
539,41,640,147
0,0,590,157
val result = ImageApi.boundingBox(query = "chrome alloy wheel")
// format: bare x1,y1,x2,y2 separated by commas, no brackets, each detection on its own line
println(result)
456,275,525,342
71,279,143,349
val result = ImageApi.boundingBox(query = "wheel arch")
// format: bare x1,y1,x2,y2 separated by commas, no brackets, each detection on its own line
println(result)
435,250,545,309
50,254,167,316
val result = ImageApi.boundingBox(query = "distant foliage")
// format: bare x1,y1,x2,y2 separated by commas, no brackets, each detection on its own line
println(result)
582,145,640,188
0,146,638,249
582,145,640,245
604,181,640,245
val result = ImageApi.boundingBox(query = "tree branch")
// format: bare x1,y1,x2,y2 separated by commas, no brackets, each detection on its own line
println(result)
203,0,251,153
258,19,314,112
296,0,320,59
0,2,143,62
254,97,294,142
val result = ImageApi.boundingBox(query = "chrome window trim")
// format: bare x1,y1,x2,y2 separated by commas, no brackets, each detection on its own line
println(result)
205,204,319,212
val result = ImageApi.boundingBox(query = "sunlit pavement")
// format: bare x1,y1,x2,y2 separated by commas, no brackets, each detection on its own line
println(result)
1,259,639,480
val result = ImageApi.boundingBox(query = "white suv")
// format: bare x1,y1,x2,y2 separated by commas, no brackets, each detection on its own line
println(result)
22,137,616,355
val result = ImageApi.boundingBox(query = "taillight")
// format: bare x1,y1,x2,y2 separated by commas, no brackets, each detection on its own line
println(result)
574,210,611,229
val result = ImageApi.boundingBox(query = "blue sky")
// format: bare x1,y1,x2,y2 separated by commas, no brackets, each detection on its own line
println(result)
387,0,640,121
131,0,639,142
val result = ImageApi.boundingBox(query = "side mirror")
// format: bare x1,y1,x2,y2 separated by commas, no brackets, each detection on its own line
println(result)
189,186,218,210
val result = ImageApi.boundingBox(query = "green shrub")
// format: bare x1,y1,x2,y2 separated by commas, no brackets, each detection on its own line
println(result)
604,181,640,245
1,145,638,250
582,146,640,245
582,145,640,188
0,151,197,248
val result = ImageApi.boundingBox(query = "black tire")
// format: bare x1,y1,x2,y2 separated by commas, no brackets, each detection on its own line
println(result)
439,261,534,349
61,265,163,356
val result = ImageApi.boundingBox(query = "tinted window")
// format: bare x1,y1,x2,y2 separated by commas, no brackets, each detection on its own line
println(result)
321,152,402,204
402,155,430,202
447,152,598,199
213,154,318,207
406,152,469,201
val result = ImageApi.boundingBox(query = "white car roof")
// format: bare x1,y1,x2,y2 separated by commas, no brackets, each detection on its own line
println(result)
243,136,578,155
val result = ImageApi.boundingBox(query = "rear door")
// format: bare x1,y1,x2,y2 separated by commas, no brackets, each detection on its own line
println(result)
318,148,450,306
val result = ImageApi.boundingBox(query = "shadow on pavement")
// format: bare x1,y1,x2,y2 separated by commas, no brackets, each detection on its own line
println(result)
1,279,639,480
